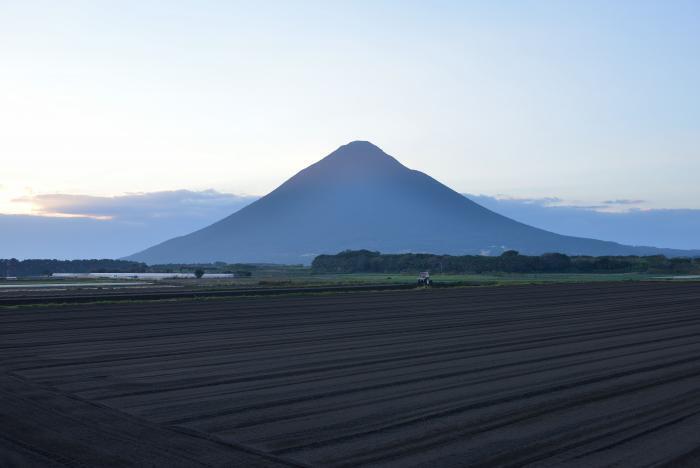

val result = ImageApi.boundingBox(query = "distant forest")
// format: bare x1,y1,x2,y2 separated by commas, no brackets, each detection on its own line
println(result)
312,250,700,275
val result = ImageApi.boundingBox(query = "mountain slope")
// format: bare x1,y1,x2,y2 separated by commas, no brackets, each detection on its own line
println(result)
126,141,698,264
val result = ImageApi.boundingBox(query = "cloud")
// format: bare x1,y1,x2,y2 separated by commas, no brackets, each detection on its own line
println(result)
0,190,260,259
465,194,700,250
13,190,258,221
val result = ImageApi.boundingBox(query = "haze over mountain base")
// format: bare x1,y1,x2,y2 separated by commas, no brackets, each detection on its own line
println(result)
126,142,700,264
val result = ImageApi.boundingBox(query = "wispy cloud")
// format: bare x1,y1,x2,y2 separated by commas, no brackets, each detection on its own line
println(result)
602,199,646,206
471,194,649,213
487,195,563,206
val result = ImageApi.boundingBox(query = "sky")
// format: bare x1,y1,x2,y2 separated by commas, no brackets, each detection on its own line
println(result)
1,1,699,218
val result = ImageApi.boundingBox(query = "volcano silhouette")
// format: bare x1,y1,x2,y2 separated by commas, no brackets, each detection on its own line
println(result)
126,141,696,264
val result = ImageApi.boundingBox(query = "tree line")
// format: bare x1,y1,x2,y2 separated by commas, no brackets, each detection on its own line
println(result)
311,250,700,275
0,259,148,277
0,259,263,278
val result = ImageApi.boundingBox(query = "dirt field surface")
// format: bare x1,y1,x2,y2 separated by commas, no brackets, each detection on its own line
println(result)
0,283,415,306
2,282,700,467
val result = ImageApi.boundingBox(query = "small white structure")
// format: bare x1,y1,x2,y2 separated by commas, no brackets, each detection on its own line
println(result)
52,273,235,280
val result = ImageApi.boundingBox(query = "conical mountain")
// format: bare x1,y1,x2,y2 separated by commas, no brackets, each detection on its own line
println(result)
126,141,695,264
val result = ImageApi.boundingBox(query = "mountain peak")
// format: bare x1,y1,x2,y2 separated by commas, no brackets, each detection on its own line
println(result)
343,140,381,149
299,141,405,182
320,140,402,171
333,140,387,157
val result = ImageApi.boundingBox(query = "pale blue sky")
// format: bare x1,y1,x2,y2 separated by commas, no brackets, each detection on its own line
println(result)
1,0,698,215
